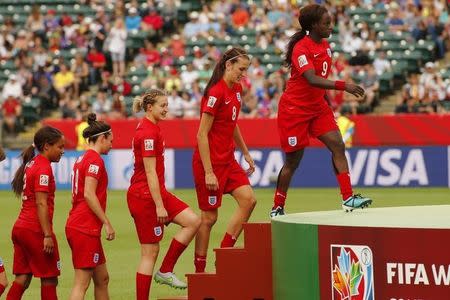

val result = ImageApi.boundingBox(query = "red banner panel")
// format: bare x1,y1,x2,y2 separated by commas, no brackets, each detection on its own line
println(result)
319,226,450,300
43,115,450,149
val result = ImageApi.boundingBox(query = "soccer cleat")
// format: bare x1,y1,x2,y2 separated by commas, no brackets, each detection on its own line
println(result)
342,194,372,212
154,271,187,289
270,206,285,218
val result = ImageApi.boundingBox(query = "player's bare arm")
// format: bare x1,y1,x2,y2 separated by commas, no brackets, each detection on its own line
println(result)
302,69,365,98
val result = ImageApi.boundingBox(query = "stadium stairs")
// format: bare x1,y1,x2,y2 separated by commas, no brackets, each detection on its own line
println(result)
158,222,273,300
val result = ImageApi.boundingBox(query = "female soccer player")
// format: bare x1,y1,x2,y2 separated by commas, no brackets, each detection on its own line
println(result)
270,4,372,217
128,89,200,299
192,47,257,273
0,146,7,297
66,113,114,300
7,126,65,300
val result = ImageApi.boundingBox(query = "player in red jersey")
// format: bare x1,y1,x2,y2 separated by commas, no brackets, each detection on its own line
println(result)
66,113,114,300
127,89,200,299
270,4,372,217
192,47,257,273
0,146,8,297
7,126,64,300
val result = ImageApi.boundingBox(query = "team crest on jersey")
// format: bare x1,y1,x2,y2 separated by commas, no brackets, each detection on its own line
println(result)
208,196,217,206
39,175,49,186
236,92,241,102
144,139,154,151
207,96,217,108
288,136,297,147
57,260,61,271
298,54,308,68
88,164,99,175
327,48,332,57
93,253,99,264
154,226,162,237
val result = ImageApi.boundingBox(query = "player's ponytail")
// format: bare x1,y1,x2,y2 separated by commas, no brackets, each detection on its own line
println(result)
284,4,328,68
12,126,63,197
133,89,167,113
203,47,249,97
82,113,111,144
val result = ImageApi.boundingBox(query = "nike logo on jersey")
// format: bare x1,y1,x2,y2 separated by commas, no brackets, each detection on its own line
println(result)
314,53,320,58
225,100,231,104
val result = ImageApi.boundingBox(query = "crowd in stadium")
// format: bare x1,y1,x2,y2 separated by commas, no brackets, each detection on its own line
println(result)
0,0,449,136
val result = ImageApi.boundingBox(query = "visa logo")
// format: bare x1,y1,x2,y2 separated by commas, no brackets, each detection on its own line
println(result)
347,149,429,186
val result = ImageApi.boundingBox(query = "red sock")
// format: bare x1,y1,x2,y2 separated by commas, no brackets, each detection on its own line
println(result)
0,283,6,296
6,281,25,300
336,172,353,200
194,253,207,273
159,239,187,273
273,189,287,209
136,273,151,300
220,232,236,248
41,285,57,300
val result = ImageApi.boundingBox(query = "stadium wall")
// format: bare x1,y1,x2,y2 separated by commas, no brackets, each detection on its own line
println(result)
1,146,448,190
43,114,450,149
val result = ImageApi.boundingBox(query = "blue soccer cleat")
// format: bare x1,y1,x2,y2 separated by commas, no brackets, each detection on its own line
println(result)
342,194,372,212
270,206,285,218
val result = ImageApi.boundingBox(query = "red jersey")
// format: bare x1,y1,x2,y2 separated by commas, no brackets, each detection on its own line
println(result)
282,35,333,112
66,149,108,237
193,79,242,165
129,117,166,192
14,154,56,233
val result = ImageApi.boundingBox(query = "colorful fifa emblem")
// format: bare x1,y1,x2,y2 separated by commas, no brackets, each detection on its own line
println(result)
93,253,99,264
288,136,297,147
327,48,332,57
208,196,217,206
236,92,241,102
331,245,375,300
154,226,162,237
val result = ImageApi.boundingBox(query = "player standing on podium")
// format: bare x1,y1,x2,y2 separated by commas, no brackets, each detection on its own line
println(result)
271,4,372,217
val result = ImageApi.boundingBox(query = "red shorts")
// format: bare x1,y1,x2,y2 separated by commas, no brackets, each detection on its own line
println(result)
127,186,188,244
278,103,338,152
65,227,106,269
193,158,250,211
11,226,60,278
0,257,4,273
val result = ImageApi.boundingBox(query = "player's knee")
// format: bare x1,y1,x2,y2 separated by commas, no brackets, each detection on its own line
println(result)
201,213,217,228
191,214,201,231
94,273,109,288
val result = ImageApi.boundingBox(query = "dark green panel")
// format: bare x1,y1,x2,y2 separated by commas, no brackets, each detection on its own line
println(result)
272,221,320,300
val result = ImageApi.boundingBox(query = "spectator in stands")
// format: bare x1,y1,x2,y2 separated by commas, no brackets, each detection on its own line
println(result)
71,53,89,99
60,92,78,118
125,7,142,31
180,63,199,90
1,94,22,136
167,89,184,118
164,68,182,92
142,7,164,33
109,92,127,119
2,74,23,100
92,91,112,117
44,10,60,32
53,64,75,99
86,47,106,85
248,57,266,97
142,41,161,66
181,91,199,118
111,76,132,96
25,5,45,41
183,12,204,38
360,65,379,109
231,3,250,27
160,0,178,34
169,34,185,57
373,51,391,76
396,74,425,113
107,19,127,78
192,48,208,70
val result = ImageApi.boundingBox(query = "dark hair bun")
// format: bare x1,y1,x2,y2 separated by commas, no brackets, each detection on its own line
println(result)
87,113,97,125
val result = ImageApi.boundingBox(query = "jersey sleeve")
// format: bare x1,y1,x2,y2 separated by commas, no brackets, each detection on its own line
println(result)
291,42,314,75
84,155,104,180
202,85,223,116
34,165,52,193
140,129,158,157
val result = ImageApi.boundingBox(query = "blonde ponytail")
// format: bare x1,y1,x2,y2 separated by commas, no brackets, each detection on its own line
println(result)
132,89,168,114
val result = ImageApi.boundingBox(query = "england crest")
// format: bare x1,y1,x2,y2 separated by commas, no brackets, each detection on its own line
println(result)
288,136,297,147
208,196,217,206
236,92,241,102
154,226,162,237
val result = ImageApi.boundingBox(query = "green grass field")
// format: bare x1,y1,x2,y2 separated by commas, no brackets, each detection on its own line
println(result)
0,187,449,299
